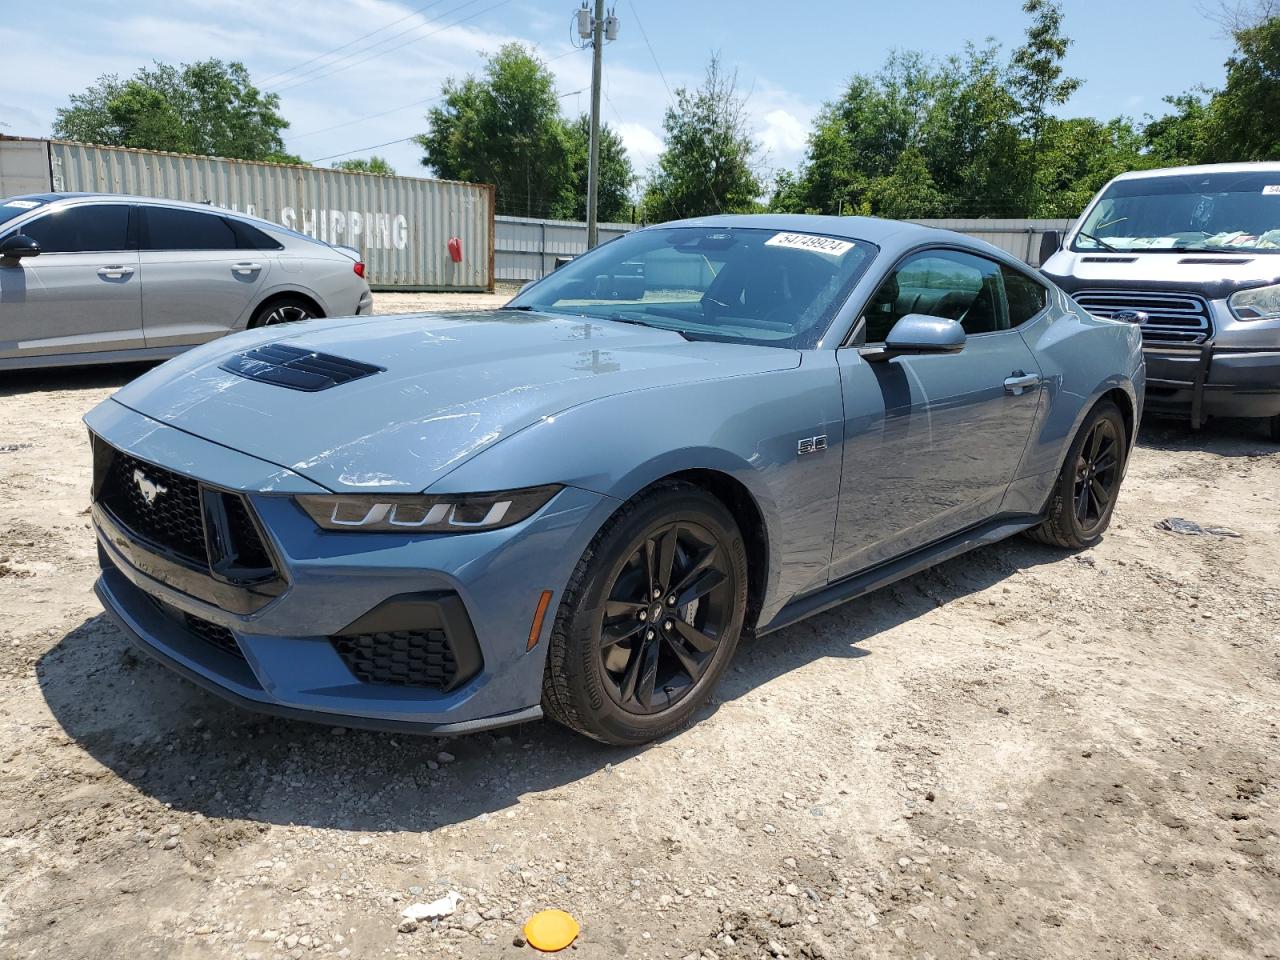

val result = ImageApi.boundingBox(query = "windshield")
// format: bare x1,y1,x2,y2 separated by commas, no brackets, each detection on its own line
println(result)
507,226,877,348
0,197,48,229
1073,170,1280,254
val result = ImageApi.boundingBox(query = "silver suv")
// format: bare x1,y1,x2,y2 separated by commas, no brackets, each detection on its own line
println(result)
0,193,373,370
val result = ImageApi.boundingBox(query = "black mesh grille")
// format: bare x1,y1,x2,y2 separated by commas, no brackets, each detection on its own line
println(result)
98,448,206,565
183,612,244,660
331,630,458,689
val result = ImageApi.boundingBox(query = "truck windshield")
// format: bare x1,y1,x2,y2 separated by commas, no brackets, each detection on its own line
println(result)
506,226,877,349
1073,170,1280,254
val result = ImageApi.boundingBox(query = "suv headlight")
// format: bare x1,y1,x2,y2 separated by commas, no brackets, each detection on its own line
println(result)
296,485,562,532
1229,283,1280,321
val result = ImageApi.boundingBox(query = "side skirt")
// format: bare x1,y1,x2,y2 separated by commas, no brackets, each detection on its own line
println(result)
756,513,1042,636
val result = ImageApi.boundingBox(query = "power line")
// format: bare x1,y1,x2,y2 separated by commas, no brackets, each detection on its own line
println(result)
258,0,455,88
308,135,420,164
290,95,443,140
627,0,673,102
272,0,512,95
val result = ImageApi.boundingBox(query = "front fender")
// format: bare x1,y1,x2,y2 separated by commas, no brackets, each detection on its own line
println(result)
431,357,847,618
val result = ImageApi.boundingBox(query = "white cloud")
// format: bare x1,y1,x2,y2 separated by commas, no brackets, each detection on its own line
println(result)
757,109,808,161
616,122,665,172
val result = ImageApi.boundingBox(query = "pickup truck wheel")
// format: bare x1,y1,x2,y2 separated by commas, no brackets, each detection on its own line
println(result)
1026,400,1128,550
541,482,748,745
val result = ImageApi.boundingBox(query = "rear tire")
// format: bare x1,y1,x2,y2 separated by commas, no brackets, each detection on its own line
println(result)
1268,414,1280,443
1025,400,1128,549
541,482,748,746
250,296,319,328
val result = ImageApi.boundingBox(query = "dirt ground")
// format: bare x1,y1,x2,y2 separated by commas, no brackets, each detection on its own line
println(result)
1,292,1278,960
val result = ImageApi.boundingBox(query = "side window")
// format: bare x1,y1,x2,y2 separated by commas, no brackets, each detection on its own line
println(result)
19,204,129,253
229,219,284,250
862,249,1009,342
1001,265,1048,327
143,207,239,251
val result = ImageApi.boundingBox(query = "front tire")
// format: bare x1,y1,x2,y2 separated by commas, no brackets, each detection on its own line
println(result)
542,482,748,745
1025,400,1128,549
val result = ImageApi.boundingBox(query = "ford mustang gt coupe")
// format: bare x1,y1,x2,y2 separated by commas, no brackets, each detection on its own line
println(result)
86,215,1145,745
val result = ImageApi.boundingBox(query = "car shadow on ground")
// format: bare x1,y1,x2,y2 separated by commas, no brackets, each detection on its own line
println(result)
0,363,156,398
36,536,1067,834
1137,415,1277,456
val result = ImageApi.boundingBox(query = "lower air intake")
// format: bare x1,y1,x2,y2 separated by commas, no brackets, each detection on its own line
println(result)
331,630,459,690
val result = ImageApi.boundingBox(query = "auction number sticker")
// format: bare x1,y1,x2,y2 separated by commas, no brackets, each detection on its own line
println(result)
3,200,41,209
1264,185,1280,195
765,232,855,256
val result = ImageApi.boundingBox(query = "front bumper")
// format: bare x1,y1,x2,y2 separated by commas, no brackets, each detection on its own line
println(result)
86,404,615,734
1143,343,1280,425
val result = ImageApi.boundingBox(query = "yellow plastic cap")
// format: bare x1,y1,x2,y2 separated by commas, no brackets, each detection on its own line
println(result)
523,909,580,952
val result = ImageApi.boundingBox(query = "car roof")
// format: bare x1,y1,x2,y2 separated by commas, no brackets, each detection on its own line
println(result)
9,192,286,229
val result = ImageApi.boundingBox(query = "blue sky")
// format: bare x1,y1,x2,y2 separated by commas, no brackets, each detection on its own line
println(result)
0,0,1237,184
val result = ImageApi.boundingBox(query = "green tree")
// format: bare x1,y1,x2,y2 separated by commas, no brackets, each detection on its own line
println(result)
1204,15,1280,160
643,55,763,222
1143,92,1215,166
332,155,396,175
54,60,295,162
1008,0,1081,210
558,114,634,222
416,43,572,217
1035,116,1153,216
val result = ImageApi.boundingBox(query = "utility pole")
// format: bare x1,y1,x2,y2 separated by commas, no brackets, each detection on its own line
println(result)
576,2,617,248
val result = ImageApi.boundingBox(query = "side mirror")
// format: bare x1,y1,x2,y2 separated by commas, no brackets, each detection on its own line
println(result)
1038,229,1061,265
0,234,40,260
862,314,965,362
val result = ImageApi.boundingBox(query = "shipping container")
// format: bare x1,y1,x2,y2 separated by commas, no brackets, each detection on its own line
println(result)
0,136,495,292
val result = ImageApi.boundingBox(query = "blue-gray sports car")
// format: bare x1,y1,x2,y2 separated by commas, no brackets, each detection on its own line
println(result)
86,215,1145,745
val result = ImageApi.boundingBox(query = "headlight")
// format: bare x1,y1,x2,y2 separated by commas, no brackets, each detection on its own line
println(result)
1229,283,1280,321
296,485,562,533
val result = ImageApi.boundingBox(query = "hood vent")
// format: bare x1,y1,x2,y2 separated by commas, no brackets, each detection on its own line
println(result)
220,343,384,392
1081,256,1138,263
1178,256,1253,265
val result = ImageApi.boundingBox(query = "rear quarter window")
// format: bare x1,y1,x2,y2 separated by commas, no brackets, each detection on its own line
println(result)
1001,265,1048,326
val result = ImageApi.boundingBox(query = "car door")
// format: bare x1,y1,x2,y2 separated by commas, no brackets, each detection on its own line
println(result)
0,202,142,361
137,205,271,348
829,247,1044,580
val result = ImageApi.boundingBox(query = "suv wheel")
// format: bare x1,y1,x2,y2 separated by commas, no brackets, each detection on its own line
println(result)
542,482,748,745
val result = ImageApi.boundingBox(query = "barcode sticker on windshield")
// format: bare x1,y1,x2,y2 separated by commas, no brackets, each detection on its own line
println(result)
1263,185,1280,195
765,232,855,256
3,200,40,209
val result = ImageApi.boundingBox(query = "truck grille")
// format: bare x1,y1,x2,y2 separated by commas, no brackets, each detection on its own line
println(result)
1073,290,1212,344
331,630,459,690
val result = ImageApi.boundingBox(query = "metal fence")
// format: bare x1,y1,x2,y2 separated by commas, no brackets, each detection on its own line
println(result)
0,136,496,292
495,216,635,281
495,215,1075,280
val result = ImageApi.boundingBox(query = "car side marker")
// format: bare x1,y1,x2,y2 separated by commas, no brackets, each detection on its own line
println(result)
528,590,554,651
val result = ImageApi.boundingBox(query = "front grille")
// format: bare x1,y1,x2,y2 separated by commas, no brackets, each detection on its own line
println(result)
97,447,207,565
331,630,458,689
184,612,244,660
1074,289,1213,344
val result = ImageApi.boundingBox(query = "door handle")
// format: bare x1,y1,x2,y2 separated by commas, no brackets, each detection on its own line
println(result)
97,265,134,279
232,262,263,274
1004,372,1041,396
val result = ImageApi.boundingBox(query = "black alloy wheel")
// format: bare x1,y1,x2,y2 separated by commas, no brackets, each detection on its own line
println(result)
597,520,735,715
541,482,748,745
1072,416,1122,535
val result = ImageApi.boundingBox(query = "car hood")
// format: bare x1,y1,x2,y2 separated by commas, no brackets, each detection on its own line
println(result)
108,310,800,492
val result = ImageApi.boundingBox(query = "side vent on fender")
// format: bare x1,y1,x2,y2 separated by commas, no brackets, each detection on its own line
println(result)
219,343,383,392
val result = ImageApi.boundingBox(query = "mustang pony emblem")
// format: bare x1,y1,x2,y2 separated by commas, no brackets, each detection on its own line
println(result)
132,468,168,505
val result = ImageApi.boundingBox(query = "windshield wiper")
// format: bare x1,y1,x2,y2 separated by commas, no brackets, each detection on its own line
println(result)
597,313,693,340
1076,230,1120,252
